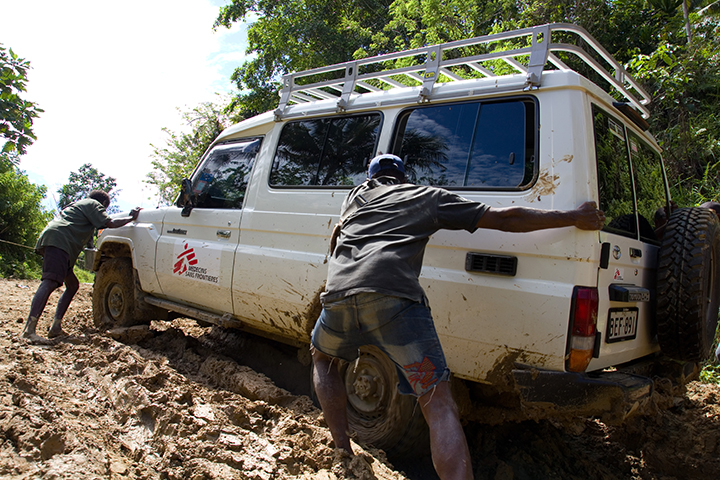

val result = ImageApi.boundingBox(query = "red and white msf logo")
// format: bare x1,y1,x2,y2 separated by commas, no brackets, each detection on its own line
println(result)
174,242,198,275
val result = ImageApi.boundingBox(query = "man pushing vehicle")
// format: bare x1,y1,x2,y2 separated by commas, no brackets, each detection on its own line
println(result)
21,190,141,344
311,154,605,480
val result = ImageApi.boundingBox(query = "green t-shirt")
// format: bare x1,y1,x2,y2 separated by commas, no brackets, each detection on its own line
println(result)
35,198,112,263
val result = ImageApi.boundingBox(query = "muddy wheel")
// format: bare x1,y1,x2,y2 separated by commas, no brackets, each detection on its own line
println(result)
93,258,162,329
657,208,720,362
341,346,429,457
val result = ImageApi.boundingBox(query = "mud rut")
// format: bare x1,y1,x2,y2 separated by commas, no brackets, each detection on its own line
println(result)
2,279,720,479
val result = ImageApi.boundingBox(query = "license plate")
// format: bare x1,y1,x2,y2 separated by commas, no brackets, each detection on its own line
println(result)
605,308,638,343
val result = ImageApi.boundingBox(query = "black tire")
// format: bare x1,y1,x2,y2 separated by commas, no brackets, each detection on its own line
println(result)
340,346,429,457
92,258,163,329
657,207,720,362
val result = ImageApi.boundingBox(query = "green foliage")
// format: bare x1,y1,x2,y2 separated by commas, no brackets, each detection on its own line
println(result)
145,101,231,206
0,162,52,279
668,161,720,207
57,163,119,213
214,0,397,120
700,359,720,384
360,0,512,54
628,22,720,204
73,265,95,284
699,0,720,15
0,44,43,163
211,0,672,116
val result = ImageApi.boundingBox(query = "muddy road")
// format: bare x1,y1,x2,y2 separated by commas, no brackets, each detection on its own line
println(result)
2,279,720,479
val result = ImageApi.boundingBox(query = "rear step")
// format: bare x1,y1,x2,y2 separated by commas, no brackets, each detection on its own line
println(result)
513,368,653,422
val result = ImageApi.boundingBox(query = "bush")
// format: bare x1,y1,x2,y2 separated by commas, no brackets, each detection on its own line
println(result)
0,162,52,279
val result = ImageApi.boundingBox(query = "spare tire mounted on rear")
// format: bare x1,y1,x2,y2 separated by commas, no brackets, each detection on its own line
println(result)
657,207,720,362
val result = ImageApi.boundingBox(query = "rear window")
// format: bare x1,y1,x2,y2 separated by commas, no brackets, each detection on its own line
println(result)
390,98,537,189
593,105,668,243
270,114,382,187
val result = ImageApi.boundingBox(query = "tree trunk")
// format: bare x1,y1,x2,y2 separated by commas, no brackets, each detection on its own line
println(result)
682,0,692,44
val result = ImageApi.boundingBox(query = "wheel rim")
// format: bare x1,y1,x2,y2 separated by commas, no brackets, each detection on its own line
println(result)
345,353,390,416
107,283,126,320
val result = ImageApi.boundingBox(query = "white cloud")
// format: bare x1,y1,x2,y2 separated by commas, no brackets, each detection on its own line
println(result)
1,0,248,212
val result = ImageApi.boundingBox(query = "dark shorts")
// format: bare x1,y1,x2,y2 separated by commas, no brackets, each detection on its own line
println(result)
311,292,450,397
40,246,73,285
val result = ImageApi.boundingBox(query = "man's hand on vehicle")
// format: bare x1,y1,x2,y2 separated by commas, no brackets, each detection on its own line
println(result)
105,208,143,228
573,201,606,230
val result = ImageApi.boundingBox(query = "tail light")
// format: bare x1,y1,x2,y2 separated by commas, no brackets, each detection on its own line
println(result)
567,286,599,372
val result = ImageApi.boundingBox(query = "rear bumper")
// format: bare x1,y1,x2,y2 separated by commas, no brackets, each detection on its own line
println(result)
512,368,653,423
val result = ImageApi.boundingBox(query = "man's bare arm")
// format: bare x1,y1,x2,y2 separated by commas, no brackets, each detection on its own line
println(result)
105,207,141,229
476,201,605,232
329,222,342,254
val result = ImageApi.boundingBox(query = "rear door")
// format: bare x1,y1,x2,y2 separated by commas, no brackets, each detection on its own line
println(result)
155,138,261,314
592,106,667,367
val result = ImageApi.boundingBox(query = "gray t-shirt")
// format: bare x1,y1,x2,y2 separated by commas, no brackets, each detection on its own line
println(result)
323,180,489,302
35,198,112,263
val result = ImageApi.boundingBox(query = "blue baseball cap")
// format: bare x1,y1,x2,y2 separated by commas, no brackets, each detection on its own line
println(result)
368,154,405,178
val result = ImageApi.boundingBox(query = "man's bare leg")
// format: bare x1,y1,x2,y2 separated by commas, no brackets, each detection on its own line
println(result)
419,381,473,480
312,348,352,453
22,279,60,343
49,273,79,338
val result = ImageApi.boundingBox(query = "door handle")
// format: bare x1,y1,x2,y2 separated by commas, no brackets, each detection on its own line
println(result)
216,230,231,238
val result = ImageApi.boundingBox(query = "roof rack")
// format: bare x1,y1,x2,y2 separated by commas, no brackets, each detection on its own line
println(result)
274,23,651,121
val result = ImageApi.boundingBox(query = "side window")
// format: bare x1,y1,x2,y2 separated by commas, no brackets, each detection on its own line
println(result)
629,133,669,243
593,107,636,238
391,99,536,188
192,138,261,209
593,106,667,243
270,114,382,186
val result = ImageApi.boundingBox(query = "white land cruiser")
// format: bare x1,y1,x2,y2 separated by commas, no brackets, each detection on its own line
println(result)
89,23,720,453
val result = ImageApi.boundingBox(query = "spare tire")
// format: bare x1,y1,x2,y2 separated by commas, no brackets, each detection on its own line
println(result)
656,207,720,362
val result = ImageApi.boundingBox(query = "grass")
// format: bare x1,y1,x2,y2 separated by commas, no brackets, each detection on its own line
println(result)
73,266,95,284
700,363,720,384
669,161,720,208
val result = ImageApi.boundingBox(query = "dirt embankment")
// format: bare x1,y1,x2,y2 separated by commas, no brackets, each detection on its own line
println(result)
1,278,720,479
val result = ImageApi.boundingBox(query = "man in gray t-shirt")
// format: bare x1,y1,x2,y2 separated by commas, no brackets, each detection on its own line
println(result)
21,190,141,344
311,154,605,480
323,180,489,304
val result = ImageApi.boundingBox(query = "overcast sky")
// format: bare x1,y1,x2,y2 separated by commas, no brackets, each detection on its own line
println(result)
1,0,249,213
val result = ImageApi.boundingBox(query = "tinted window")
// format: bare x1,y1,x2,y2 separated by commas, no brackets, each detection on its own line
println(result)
593,106,667,242
391,99,536,188
629,132,668,243
594,107,637,238
191,138,261,209
270,114,382,186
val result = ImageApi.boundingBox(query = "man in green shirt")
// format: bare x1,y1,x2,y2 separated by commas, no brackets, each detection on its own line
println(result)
21,190,141,343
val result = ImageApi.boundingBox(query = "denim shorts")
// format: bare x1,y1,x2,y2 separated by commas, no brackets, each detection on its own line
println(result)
311,292,450,397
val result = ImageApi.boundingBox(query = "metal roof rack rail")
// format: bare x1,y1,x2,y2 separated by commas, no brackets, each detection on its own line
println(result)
273,23,651,122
